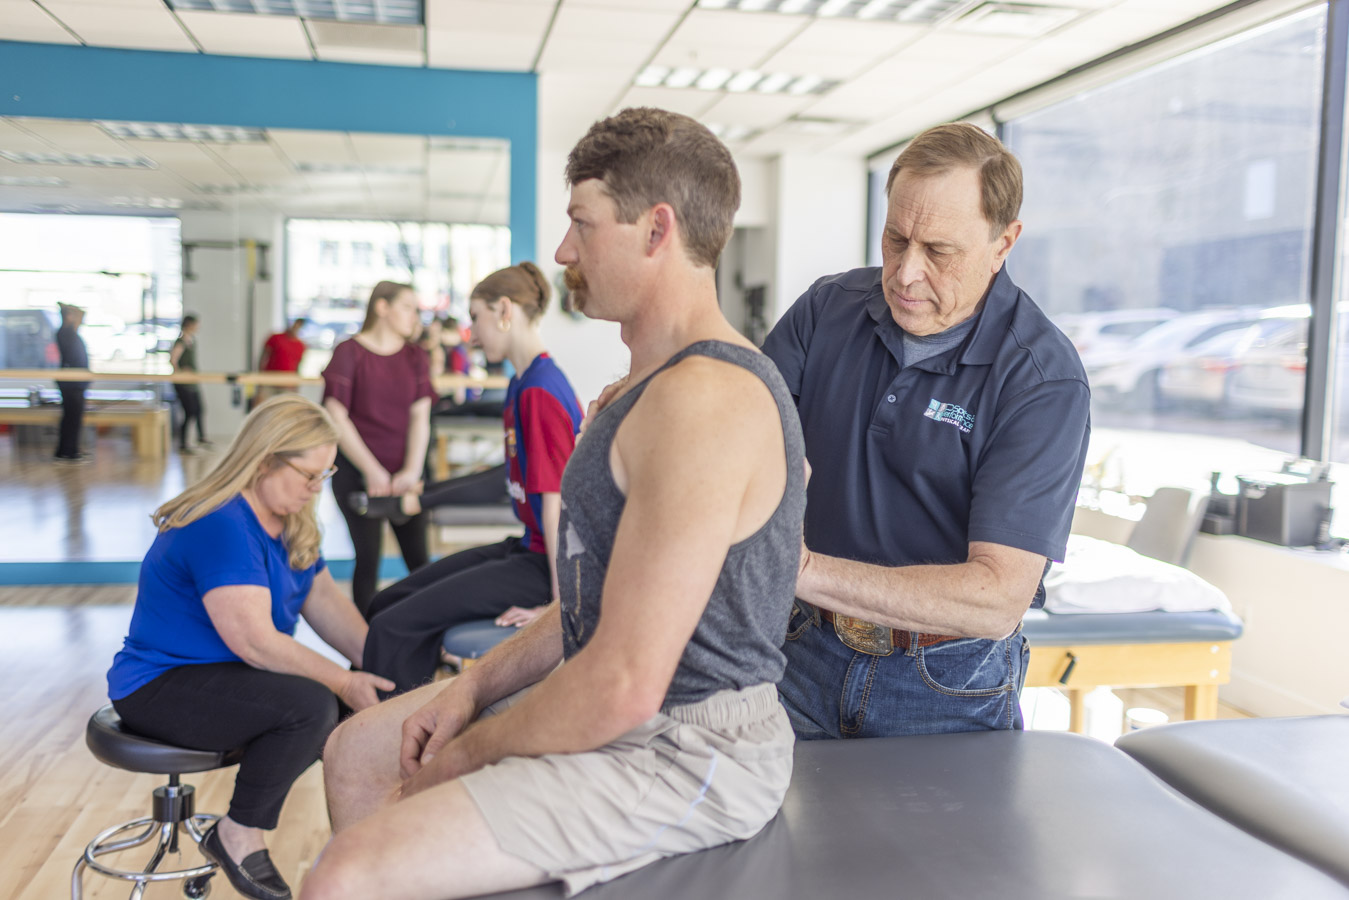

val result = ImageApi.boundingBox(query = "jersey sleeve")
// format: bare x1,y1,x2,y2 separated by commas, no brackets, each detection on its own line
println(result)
517,386,578,494
182,507,271,597
967,378,1091,563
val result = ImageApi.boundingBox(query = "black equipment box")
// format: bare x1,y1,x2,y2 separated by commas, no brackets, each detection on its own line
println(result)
1235,474,1332,547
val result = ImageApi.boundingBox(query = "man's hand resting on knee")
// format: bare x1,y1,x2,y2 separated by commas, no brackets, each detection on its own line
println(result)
399,683,479,783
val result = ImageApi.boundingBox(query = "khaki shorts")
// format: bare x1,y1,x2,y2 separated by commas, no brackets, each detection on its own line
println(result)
459,682,794,896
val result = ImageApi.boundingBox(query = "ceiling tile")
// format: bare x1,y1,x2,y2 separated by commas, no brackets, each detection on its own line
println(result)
425,0,554,33
775,17,924,58
756,49,872,81
11,119,134,155
0,1,79,44
116,139,236,184
615,86,719,118
569,0,693,10
308,20,426,67
428,146,505,193
549,5,682,42
0,118,61,153
348,133,428,166
537,35,655,71
267,129,356,166
699,92,813,130
426,29,540,69
174,10,311,59
209,142,296,182
663,8,807,52
41,0,197,51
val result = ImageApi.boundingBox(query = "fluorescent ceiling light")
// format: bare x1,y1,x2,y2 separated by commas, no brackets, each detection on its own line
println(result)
665,67,701,88
755,72,793,93
98,121,267,144
856,0,894,17
778,0,812,11
0,175,68,187
109,196,185,209
817,0,851,15
166,0,423,26
786,74,824,95
0,150,156,169
694,0,967,23
705,123,758,142
635,65,669,87
696,68,734,90
725,70,763,92
952,2,1080,37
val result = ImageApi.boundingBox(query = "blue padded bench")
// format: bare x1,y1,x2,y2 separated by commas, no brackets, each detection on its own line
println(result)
483,730,1348,899
1022,608,1244,733
1118,715,1349,887
442,619,516,666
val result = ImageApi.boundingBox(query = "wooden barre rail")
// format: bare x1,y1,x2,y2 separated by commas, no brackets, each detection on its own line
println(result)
0,369,509,391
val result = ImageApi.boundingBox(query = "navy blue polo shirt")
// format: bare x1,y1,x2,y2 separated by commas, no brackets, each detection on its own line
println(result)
761,266,1090,605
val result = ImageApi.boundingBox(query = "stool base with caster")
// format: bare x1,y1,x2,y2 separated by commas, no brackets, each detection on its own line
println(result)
73,705,244,900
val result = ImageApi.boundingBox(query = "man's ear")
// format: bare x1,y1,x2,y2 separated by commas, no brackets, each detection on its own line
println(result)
991,219,1022,273
648,203,675,256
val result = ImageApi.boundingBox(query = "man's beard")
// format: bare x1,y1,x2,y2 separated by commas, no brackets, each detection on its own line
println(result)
563,266,588,313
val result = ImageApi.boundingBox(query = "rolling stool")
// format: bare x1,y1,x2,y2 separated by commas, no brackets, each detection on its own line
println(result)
441,619,515,668
73,705,244,900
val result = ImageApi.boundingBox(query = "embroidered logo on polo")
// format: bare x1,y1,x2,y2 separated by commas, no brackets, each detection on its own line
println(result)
923,398,974,433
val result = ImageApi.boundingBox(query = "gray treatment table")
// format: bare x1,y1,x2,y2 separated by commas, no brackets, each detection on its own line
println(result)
487,730,1349,899
1118,715,1349,887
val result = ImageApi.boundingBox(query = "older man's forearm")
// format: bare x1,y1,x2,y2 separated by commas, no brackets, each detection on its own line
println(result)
796,552,1031,639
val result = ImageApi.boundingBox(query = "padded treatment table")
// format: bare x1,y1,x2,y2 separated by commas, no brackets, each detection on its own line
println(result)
481,730,1348,899
442,619,517,665
1023,608,1243,733
1117,715,1349,887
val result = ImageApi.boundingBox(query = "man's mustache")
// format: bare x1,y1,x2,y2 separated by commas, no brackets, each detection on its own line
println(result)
563,266,587,293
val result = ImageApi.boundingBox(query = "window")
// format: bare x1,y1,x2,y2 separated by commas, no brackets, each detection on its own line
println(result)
1001,6,1326,502
319,240,340,266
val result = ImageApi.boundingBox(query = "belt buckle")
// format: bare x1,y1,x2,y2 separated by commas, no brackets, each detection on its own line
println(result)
831,614,895,656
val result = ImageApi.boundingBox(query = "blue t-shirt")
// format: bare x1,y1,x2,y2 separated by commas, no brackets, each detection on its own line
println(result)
107,494,326,700
761,266,1091,607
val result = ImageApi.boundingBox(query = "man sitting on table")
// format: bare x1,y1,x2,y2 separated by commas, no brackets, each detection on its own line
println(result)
302,106,807,900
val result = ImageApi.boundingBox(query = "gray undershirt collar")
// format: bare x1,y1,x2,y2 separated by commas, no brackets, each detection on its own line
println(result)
901,314,978,368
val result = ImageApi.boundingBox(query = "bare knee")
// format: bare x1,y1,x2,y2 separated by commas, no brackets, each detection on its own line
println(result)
300,833,370,900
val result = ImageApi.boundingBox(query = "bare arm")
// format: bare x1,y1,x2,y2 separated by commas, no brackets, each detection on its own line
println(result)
393,396,432,494
402,359,782,793
300,567,369,666
203,584,393,710
796,541,1046,640
323,396,391,495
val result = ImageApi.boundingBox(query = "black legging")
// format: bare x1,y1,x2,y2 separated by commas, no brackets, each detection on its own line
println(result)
421,463,509,507
364,537,549,696
56,380,86,457
173,384,205,448
332,451,429,617
112,663,337,830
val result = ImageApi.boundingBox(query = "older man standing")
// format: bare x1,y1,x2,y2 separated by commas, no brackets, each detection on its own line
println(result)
762,123,1091,739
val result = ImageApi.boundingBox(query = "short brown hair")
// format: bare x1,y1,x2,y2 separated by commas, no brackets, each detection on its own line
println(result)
471,261,551,321
565,107,739,269
361,280,414,332
885,123,1022,236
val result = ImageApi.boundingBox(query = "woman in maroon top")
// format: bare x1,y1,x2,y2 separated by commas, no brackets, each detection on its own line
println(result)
322,281,436,615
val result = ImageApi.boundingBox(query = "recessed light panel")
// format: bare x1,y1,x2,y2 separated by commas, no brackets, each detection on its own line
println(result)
695,0,973,24
0,150,156,169
634,65,838,95
167,0,423,27
98,121,268,144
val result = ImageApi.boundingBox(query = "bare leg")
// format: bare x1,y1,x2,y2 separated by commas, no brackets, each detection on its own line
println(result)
323,679,450,832
301,780,551,900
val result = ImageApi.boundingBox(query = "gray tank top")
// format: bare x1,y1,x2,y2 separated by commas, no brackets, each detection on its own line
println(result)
557,340,807,707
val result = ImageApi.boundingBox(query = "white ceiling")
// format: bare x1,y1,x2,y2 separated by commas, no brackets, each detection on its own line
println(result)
0,0,1274,219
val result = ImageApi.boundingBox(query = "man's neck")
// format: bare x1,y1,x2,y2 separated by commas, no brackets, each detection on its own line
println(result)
621,273,746,381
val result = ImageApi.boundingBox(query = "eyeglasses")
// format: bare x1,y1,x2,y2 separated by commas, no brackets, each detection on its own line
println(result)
280,457,338,486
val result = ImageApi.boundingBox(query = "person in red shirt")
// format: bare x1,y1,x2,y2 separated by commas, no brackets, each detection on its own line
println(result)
261,318,307,373
253,318,308,410
322,283,436,615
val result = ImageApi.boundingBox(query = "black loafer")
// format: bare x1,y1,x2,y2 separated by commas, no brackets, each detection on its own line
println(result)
199,821,292,900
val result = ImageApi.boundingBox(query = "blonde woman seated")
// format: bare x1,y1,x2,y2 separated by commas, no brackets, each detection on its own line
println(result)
106,395,393,900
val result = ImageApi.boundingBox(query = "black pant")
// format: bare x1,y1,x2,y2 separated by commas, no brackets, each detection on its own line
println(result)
112,663,337,830
421,463,510,508
364,537,550,695
56,381,86,458
174,384,205,448
332,452,430,617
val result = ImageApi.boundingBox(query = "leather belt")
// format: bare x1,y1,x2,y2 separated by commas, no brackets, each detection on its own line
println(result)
821,609,961,654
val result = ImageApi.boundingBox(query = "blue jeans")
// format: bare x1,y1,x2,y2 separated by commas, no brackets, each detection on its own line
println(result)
777,603,1029,740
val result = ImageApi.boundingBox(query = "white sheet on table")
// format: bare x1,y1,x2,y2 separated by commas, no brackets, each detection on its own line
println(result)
1043,534,1232,615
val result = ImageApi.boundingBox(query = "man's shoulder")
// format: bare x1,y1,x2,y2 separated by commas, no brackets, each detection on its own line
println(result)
806,267,881,305
989,278,1088,388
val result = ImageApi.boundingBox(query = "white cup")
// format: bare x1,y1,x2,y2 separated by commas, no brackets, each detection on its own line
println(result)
1125,707,1170,731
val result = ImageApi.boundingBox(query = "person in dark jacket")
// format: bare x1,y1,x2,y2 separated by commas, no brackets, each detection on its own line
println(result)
54,303,89,464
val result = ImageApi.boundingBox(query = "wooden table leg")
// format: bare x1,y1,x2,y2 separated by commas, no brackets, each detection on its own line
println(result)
1067,688,1087,734
1184,684,1220,720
